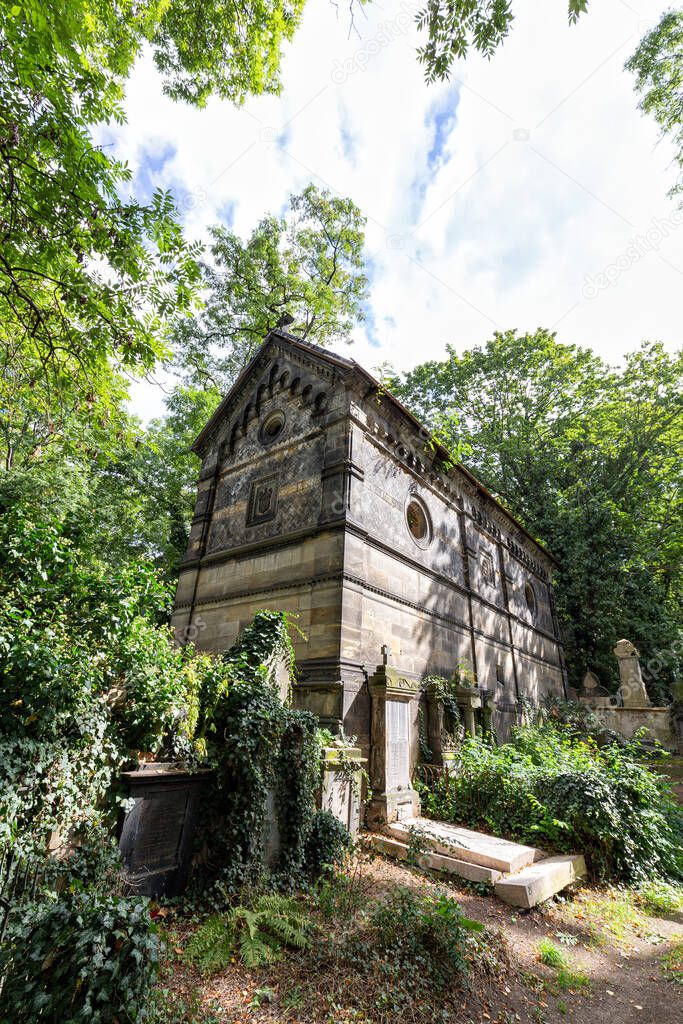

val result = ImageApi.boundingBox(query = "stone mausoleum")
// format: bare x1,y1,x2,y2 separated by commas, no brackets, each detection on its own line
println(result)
172,330,568,767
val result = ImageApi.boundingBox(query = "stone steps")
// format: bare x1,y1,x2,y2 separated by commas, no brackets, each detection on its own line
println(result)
369,834,503,883
384,816,543,874
368,816,586,908
494,855,587,908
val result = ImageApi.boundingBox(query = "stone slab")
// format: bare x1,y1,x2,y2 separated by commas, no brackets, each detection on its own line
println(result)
367,834,502,883
494,854,587,908
385,816,541,873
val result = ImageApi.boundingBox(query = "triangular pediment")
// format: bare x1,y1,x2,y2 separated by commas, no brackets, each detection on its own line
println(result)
192,330,352,459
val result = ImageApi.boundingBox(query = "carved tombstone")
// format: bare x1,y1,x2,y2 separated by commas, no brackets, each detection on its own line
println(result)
320,742,366,833
367,646,420,826
582,670,601,692
614,639,651,708
580,669,613,707
118,764,210,897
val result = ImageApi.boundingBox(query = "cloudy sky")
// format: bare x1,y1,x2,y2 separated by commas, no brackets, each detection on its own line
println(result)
112,0,682,420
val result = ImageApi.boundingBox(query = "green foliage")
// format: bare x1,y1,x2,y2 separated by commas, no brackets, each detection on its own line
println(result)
544,697,635,750
172,185,368,392
303,810,353,877
189,610,325,896
148,1,306,106
393,330,683,700
415,1,588,80
553,966,591,993
359,888,484,996
537,938,591,993
661,942,683,985
0,3,197,465
636,877,683,916
537,939,569,969
0,890,161,1023
0,0,308,468
186,894,309,971
147,988,223,1024
128,386,223,578
417,724,683,882
423,674,463,746
313,849,376,921
0,491,227,871
626,10,683,202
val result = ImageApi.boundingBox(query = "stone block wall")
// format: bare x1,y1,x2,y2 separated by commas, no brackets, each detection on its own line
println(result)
172,332,568,763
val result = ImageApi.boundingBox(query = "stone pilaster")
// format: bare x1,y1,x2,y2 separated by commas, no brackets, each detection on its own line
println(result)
366,648,421,827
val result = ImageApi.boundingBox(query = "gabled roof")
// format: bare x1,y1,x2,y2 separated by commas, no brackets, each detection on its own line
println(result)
192,329,557,567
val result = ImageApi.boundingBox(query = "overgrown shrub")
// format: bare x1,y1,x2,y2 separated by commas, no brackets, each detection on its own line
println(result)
0,507,228,1017
417,725,683,882
367,888,484,990
0,509,223,862
184,611,332,897
321,886,490,1014
303,809,353,877
0,891,161,1023
636,877,683,915
190,677,319,894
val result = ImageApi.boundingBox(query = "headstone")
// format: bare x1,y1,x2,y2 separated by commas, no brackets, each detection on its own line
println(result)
613,639,651,708
579,669,612,707
267,651,292,704
582,670,601,692
118,763,210,897
320,743,366,833
367,653,420,827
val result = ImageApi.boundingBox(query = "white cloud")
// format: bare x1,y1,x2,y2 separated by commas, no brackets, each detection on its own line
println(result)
119,0,682,421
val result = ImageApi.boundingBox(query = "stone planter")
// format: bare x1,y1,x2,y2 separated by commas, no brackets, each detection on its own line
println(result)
454,684,481,738
118,762,211,897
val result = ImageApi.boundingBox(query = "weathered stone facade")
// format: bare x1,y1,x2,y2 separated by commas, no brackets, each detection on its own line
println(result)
172,330,568,764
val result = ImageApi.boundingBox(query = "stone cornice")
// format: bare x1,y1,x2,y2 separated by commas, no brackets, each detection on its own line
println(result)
355,405,554,578
178,516,557,641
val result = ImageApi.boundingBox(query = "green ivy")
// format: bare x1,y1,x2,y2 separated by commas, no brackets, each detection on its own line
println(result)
422,674,463,747
188,611,326,898
303,810,353,878
0,890,161,1023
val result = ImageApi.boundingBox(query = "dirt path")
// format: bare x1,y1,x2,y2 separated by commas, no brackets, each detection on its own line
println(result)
160,856,682,1024
381,857,683,1024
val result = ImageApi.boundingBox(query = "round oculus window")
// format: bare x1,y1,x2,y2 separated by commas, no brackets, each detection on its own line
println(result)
258,410,285,445
524,582,537,615
406,498,431,547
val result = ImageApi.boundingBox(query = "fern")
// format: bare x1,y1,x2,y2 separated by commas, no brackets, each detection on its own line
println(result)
184,914,236,973
186,895,310,972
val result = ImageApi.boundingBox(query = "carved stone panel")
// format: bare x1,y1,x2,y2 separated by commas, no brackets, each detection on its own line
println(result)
386,699,410,790
246,473,279,526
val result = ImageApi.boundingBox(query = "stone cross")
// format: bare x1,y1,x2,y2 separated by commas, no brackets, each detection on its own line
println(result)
613,639,651,708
